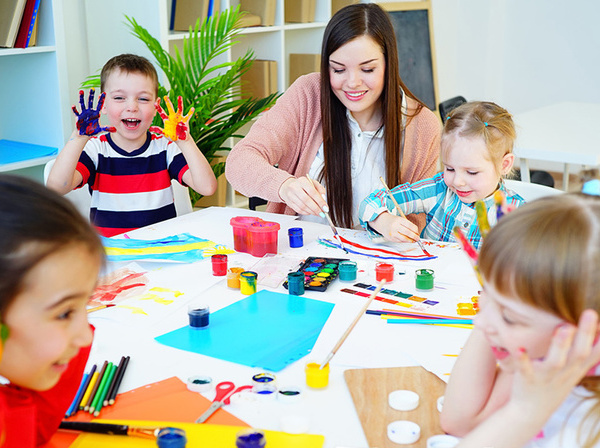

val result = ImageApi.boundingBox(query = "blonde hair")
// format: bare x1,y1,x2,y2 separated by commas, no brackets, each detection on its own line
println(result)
479,193,600,447
442,101,516,176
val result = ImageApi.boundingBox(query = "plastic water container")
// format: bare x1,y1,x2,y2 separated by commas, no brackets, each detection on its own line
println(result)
248,221,280,257
230,216,262,253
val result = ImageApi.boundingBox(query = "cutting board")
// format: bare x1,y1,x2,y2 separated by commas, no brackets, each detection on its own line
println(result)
344,367,446,448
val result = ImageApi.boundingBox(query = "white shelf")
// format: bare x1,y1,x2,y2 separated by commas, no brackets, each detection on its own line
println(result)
0,46,56,56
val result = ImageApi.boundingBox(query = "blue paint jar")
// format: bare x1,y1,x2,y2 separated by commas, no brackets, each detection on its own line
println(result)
338,260,357,282
156,427,187,448
188,304,209,328
287,271,305,296
236,429,266,448
288,227,304,248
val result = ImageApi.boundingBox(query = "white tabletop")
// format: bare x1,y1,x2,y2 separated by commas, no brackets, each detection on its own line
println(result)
85,207,478,447
513,102,600,189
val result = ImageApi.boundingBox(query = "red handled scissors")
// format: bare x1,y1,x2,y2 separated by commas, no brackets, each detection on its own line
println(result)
195,381,252,423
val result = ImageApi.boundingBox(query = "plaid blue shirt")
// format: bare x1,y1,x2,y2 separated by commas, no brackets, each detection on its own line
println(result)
358,172,525,249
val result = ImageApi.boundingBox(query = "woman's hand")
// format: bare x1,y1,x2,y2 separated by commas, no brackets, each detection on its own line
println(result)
279,176,328,217
370,211,420,243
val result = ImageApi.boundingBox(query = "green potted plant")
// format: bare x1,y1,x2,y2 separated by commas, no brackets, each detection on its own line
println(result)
83,6,279,206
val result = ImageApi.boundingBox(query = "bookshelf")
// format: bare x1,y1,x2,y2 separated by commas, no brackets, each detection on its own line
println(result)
83,0,333,207
0,0,71,179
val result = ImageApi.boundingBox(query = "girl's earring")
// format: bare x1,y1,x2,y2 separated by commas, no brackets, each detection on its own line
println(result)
0,322,8,362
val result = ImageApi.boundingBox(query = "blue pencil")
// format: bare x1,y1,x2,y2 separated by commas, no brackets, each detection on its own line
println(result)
387,318,473,325
65,372,89,417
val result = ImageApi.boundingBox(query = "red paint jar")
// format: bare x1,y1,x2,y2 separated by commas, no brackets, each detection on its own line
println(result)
211,254,228,276
248,221,280,257
230,216,262,253
375,262,394,283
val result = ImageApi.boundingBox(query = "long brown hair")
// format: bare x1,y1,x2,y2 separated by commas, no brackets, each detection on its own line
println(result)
479,194,600,447
320,3,424,228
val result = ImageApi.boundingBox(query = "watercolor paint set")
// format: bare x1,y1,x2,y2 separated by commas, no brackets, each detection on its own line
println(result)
283,257,348,292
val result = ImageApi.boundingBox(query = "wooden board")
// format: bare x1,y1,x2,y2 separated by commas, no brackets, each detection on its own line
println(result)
344,366,446,448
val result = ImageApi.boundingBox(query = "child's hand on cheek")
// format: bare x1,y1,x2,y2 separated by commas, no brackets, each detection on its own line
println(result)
150,96,194,142
510,309,600,416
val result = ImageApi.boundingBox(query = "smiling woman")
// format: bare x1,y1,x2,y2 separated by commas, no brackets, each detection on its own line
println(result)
0,174,104,447
226,3,441,230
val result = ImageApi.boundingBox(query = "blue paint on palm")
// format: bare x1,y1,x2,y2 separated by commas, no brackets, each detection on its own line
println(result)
71,89,116,136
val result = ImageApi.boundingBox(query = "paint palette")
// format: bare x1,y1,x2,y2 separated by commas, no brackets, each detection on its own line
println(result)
283,257,348,292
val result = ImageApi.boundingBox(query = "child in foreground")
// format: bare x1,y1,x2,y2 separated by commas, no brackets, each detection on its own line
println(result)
47,53,217,237
441,192,600,447
358,101,524,249
0,175,104,446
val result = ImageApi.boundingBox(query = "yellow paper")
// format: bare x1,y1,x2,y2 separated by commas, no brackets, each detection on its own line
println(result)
70,420,325,448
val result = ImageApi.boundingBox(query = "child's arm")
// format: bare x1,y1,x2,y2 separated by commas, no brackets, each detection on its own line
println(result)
455,309,600,448
177,136,217,196
47,90,114,194
150,97,217,196
440,328,512,436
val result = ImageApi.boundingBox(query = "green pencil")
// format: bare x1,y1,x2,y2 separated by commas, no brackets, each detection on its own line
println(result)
89,362,112,414
93,363,117,416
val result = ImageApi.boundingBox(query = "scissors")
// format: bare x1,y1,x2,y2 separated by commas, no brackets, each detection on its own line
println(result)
195,381,252,424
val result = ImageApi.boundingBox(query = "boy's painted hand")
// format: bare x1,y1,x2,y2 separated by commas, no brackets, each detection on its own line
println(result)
150,96,194,141
71,89,116,136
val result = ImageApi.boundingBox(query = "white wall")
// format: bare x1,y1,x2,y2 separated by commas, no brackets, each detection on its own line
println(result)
432,0,600,113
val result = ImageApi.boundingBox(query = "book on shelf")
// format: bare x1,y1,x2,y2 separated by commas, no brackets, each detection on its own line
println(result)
28,10,39,46
0,0,27,48
15,0,41,48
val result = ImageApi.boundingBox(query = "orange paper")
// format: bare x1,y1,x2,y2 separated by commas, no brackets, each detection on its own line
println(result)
46,377,248,447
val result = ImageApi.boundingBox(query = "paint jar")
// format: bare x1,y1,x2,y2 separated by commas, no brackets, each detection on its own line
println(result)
188,303,209,328
252,372,276,388
376,262,395,283
288,227,304,248
230,216,262,253
415,269,435,291
227,267,245,289
305,362,329,389
240,271,258,295
211,254,228,276
187,375,212,393
338,260,357,282
156,427,187,448
248,221,280,257
287,271,305,296
236,429,266,448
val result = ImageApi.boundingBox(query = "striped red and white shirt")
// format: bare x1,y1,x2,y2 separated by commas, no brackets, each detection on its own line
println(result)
76,132,189,237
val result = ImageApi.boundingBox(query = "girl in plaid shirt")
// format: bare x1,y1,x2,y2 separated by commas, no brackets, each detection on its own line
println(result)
358,101,524,249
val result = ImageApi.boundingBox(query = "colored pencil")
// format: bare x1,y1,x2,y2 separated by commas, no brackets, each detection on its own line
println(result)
87,304,116,313
104,356,125,406
379,176,431,256
93,363,117,416
58,421,161,439
320,280,386,368
387,318,473,325
89,362,112,414
108,355,130,405
373,309,474,321
65,373,89,417
83,361,107,411
74,364,96,412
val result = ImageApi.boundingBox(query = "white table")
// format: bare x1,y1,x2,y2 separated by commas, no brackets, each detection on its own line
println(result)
513,102,600,191
82,207,478,447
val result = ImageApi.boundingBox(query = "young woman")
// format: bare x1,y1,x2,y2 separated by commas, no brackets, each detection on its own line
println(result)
226,3,441,230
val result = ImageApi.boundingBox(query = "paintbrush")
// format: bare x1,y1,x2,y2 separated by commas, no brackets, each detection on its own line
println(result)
58,421,163,439
305,173,348,253
87,304,116,313
378,177,431,257
319,280,386,369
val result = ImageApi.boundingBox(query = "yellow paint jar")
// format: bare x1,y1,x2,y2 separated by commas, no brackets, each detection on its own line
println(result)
305,362,329,389
239,271,258,295
227,267,245,289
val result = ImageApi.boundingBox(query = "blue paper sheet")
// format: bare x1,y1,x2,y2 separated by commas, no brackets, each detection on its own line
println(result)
0,140,57,165
155,290,335,371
